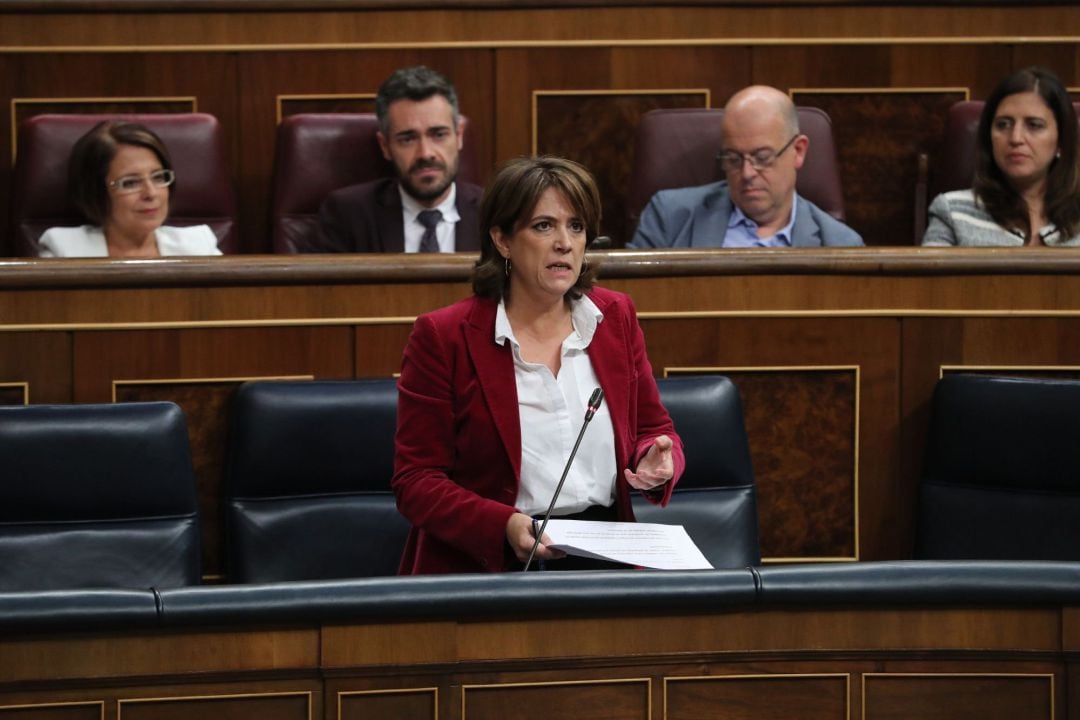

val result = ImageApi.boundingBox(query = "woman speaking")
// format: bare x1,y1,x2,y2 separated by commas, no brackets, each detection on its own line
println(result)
392,156,684,574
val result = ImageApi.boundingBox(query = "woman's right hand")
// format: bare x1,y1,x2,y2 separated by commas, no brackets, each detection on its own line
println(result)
506,512,566,563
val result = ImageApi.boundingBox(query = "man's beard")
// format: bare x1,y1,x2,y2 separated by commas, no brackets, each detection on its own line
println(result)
399,157,459,203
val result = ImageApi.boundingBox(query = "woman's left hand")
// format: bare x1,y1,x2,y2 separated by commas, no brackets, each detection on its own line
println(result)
624,434,674,491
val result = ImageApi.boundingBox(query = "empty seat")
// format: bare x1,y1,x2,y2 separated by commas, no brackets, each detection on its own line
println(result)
270,113,479,253
626,106,847,236
224,379,409,582
10,113,239,256
916,374,1080,560
633,375,760,568
0,402,201,591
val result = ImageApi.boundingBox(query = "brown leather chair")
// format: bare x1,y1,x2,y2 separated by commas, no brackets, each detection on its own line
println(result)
916,100,1080,240
10,113,238,256
270,113,479,253
626,106,847,236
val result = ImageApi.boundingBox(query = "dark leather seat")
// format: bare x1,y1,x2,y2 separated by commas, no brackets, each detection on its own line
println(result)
0,402,201,591
10,113,239,256
270,113,479,253
224,379,410,582
916,374,1080,560
626,106,847,237
632,375,760,568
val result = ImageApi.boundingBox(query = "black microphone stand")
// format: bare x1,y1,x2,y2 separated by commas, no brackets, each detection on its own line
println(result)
522,388,604,572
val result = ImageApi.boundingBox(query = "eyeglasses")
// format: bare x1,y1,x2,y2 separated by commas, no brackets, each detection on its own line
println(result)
107,168,175,194
717,134,799,173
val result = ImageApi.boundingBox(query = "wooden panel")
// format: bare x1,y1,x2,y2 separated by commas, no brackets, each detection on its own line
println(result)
236,49,496,252
354,323,414,377
278,95,374,119
535,90,708,246
0,704,101,720
790,89,967,246
863,674,1053,720
119,692,310,720
462,679,649,720
647,316,897,560
666,674,848,720
0,332,72,404
339,688,436,720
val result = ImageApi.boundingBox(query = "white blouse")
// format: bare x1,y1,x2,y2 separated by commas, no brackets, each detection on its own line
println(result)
495,295,618,517
37,224,222,257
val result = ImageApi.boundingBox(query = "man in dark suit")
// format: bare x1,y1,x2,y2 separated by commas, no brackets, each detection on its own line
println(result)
312,66,483,253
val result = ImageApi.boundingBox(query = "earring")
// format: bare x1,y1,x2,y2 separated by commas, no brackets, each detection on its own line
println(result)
504,257,511,276
1056,150,1062,159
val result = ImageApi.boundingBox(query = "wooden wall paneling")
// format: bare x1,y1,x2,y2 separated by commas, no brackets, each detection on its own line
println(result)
72,326,352,577
0,701,102,720
336,687,437,720
1011,44,1080,86
751,45,894,94
117,690,313,720
1,53,14,256
0,331,72,403
235,49,496,253
638,316,899,561
665,674,849,720
887,45,1012,100
461,679,649,720
790,88,968,246
353,323,413,378
862,673,1054,720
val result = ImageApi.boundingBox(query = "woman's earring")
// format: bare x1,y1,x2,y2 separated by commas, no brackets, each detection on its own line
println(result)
1056,149,1062,159
504,257,512,276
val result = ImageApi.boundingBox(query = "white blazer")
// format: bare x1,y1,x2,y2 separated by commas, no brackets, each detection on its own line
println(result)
37,224,222,257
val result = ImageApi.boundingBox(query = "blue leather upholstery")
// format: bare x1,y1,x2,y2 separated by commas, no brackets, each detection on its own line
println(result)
632,375,760,568
916,374,1080,560
224,379,410,582
0,402,201,591
0,588,159,634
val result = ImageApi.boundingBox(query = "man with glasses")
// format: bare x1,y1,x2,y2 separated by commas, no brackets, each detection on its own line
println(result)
629,85,863,248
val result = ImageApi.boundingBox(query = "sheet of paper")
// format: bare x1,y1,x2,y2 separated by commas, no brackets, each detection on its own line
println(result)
542,519,713,570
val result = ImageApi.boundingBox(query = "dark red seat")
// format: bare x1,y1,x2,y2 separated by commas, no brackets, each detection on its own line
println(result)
270,113,479,253
626,106,847,235
11,113,238,256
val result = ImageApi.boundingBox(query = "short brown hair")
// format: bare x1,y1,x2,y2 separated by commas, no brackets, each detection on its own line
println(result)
472,156,601,301
68,120,174,227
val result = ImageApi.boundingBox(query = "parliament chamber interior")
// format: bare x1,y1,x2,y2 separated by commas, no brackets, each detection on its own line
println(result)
3,1,1080,717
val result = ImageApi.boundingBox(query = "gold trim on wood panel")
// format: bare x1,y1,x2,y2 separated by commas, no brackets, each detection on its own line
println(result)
664,364,861,563
790,86,971,101
0,381,30,404
530,88,710,155
0,700,104,719
665,673,851,720
860,673,1055,720
337,687,438,720
9,307,1080,334
10,96,198,163
275,93,377,124
118,691,312,720
462,678,651,720
940,364,1080,379
8,36,1080,55
110,374,314,402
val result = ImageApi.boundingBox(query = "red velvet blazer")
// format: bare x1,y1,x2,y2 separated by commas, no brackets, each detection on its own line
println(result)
392,286,685,574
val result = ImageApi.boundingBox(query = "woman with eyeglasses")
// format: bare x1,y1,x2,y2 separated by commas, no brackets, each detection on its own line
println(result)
37,120,221,257
923,67,1080,247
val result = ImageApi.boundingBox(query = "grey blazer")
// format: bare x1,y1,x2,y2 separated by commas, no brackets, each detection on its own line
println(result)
629,181,863,249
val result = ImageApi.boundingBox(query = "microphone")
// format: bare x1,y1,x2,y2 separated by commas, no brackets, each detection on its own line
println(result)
523,387,604,572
